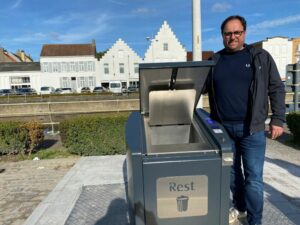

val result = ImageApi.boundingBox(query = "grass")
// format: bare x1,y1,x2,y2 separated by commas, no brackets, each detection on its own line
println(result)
0,148,78,162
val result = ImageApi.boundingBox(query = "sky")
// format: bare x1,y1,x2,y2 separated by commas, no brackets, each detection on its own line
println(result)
1,0,300,61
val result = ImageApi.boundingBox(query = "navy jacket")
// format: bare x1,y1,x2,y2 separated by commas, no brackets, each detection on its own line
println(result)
204,44,286,133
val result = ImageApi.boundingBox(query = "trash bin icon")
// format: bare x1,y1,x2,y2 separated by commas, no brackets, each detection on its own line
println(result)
176,195,189,212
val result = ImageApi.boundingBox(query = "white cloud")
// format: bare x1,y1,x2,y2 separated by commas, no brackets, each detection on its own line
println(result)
211,2,232,13
11,0,23,9
248,14,300,32
43,14,79,25
109,0,127,6
203,27,215,33
12,14,109,44
132,7,157,14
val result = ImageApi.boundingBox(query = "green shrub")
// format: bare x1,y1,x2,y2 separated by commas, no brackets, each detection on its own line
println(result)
59,114,128,156
286,112,300,143
0,121,44,155
20,121,44,155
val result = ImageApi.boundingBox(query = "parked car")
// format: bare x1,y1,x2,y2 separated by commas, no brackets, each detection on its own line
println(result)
93,86,105,93
60,88,73,94
81,87,91,93
16,88,37,95
54,88,73,94
54,88,63,94
109,81,122,94
127,86,139,93
40,86,55,95
0,89,13,96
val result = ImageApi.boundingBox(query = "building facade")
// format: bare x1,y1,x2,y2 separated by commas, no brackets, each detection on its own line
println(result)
39,43,98,92
0,62,40,90
144,21,187,63
0,48,33,63
291,37,300,64
252,37,293,80
98,39,142,89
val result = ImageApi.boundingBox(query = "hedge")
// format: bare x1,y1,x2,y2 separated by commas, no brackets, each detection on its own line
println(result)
0,121,44,155
286,112,300,144
59,114,129,156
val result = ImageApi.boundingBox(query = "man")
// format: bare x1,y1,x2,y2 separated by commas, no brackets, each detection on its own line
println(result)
204,15,286,225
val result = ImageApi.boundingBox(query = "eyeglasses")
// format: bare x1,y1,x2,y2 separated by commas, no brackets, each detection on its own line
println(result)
223,31,244,37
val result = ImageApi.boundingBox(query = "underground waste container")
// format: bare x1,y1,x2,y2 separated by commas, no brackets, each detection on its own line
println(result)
126,61,233,225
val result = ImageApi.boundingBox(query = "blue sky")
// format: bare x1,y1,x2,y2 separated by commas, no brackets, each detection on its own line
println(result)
1,0,300,61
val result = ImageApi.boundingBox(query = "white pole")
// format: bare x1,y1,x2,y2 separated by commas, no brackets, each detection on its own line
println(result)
192,0,202,61
192,0,204,108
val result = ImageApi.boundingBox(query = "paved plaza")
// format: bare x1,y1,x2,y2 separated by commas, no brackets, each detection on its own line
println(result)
0,131,299,225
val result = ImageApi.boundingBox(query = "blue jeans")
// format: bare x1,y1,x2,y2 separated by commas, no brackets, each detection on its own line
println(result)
223,123,266,225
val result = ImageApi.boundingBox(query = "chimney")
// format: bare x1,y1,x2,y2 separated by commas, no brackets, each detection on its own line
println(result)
20,50,25,62
0,47,5,62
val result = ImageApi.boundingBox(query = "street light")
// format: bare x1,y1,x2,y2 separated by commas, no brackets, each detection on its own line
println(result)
146,36,158,62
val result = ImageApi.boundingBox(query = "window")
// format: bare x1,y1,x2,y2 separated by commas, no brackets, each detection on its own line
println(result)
78,77,86,88
88,76,96,86
134,63,139,73
61,77,70,88
61,62,69,72
70,62,76,72
10,76,30,84
104,63,109,74
52,62,61,72
163,43,168,51
87,61,94,71
119,63,124,74
48,63,53,72
42,63,49,72
78,61,85,72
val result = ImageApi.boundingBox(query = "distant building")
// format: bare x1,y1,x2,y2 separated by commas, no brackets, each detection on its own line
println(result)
187,51,214,61
290,37,300,64
0,62,40,90
99,39,142,89
15,50,33,62
40,42,98,92
0,21,215,92
251,37,292,80
144,21,187,63
0,47,33,63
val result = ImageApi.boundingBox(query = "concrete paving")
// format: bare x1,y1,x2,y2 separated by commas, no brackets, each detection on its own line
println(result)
0,157,78,225
22,135,300,225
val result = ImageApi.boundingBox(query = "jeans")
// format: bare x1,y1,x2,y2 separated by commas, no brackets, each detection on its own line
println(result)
223,123,266,225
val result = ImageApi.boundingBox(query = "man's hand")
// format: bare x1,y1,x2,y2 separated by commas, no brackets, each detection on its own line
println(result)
269,125,284,139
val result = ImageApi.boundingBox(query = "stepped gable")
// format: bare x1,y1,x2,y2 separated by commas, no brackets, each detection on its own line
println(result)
101,38,142,59
144,20,186,59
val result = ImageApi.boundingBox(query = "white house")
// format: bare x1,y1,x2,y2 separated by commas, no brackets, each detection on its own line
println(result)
252,37,292,80
98,38,142,88
0,62,41,90
144,21,187,63
39,42,99,92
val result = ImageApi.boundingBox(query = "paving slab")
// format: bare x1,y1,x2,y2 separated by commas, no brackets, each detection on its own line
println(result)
23,145,299,225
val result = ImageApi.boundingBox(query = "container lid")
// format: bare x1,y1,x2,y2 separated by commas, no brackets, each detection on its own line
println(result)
139,61,215,115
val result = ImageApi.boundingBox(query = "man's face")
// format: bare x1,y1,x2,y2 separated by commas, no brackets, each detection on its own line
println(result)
222,19,245,52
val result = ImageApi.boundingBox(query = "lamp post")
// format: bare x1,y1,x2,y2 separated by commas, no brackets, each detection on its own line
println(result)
146,36,157,62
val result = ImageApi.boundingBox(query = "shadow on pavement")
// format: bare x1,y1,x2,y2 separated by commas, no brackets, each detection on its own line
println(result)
264,183,299,225
265,157,300,177
264,156,300,224
265,131,300,151
95,198,130,225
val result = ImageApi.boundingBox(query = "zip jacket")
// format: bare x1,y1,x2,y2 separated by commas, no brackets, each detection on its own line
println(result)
203,44,286,133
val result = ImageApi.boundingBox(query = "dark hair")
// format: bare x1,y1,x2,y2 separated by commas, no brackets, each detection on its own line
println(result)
221,15,247,33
